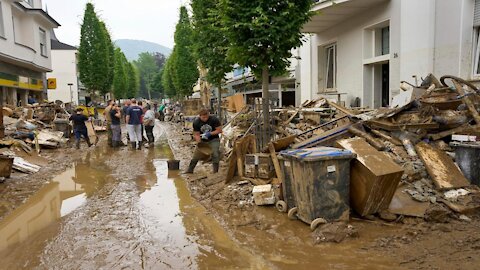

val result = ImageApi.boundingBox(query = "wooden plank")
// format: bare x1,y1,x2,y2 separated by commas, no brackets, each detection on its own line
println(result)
388,187,430,218
415,142,470,190
268,143,284,184
348,126,386,151
326,100,355,116
368,119,439,131
86,121,98,145
284,108,301,125
428,124,475,141
225,151,237,184
235,141,244,177
292,122,352,149
370,129,403,146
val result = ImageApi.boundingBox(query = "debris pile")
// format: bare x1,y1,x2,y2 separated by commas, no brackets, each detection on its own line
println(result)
219,74,480,238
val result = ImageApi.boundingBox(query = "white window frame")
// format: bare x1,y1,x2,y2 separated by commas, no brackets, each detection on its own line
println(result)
0,2,4,38
25,0,34,7
474,27,480,76
39,28,47,57
325,43,337,90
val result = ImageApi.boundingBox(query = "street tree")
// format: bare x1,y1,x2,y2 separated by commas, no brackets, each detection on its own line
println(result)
125,63,140,98
151,70,164,98
100,21,115,95
171,6,198,97
192,0,233,121
220,0,313,132
162,56,177,98
134,52,161,99
78,3,114,99
113,48,128,99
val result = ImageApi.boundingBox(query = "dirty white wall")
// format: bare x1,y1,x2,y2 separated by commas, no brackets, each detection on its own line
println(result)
298,0,477,107
47,50,79,104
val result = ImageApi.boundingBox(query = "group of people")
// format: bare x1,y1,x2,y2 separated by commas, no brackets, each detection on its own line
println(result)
104,99,156,150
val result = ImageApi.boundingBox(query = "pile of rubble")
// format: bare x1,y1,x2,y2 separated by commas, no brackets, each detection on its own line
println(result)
0,102,71,180
219,74,480,233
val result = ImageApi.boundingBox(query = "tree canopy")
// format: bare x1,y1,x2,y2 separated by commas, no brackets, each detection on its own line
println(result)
78,3,114,97
171,6,199,97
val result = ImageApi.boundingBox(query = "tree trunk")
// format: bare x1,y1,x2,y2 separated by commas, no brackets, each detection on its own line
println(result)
217,81,222,124
262,66,270,138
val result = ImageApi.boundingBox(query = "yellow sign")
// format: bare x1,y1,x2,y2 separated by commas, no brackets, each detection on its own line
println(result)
47,78,57,89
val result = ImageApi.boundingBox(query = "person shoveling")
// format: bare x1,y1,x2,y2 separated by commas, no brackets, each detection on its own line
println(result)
185,109,222,174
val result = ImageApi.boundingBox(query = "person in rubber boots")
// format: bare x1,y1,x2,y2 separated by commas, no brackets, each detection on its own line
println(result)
186,109,223,174
69,108,92,149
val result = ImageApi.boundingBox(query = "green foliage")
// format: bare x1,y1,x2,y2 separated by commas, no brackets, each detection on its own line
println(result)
78,3,114,96
191,0,233,88
219,0,313,78
100,22,115,95
171,6,199,97
134,52,163,99
112,48,128,99
151,69,164,96
125,63,140,98
162,56,176,98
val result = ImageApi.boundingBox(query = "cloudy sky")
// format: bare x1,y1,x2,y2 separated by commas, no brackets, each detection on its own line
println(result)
43,0,186,48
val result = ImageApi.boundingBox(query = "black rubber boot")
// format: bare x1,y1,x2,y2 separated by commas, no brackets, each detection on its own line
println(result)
185,159,198,174
137,142,142,150
131,142,136,150
213,163,219,173
86,138,92,147
75,139,80,149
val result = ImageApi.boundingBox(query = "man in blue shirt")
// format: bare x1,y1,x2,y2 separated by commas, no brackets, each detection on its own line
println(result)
126,99,144,150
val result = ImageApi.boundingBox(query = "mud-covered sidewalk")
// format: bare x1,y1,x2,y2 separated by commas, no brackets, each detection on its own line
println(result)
0,121,478,269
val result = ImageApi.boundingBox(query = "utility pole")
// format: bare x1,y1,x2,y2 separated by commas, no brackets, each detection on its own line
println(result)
68,83,74,104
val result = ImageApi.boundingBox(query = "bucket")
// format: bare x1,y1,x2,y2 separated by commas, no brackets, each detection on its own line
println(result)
0,156,14,178
167,160,180,170
196,142,212,161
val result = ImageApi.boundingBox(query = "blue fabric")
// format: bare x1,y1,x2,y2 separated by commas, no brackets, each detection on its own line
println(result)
74,129,88,140
281,147,353,160
127,106,143,125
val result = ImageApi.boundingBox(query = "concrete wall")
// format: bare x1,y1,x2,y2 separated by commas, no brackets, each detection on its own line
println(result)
0,0,53,71
299,0,477,107
47,49,79,104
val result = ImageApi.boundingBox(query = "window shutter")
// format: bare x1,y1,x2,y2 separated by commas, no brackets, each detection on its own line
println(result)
475,0,480,27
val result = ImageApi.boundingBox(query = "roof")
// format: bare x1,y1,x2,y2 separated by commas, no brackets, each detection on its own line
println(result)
51,39,77,50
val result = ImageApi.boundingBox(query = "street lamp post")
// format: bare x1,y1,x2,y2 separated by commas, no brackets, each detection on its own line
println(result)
68,83,74,104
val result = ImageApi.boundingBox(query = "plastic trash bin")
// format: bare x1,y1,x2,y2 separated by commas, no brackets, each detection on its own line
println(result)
53,119,71,138
280,147,356,230
276,156,296,213
450,142,480,186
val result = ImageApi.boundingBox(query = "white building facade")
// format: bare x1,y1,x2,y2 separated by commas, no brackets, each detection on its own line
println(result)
299,0,479,108
0,0,59,105
47,31,80,105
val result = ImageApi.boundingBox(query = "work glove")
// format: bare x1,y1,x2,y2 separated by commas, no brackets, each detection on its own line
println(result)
201,132,212,140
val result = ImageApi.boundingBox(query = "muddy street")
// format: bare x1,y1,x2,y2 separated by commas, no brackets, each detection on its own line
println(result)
0,122,407,270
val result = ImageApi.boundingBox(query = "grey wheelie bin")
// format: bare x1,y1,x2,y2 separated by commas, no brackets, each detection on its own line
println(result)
450,141,480,186
280,147,356,230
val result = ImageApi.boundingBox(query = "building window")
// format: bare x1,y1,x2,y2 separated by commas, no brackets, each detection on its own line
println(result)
381,26,390,55
474,27,480,76
39,28,47,56
325,44,336,90
0,2,4,38
25,0,34,7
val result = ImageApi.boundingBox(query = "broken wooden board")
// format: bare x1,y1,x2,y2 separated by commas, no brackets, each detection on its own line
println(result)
337,137,404,216
368,119,439,131
415,142,470,190
388,187,430,218
292,122,352,149
12,156,41,174
268,143,284,184
86,121,98,145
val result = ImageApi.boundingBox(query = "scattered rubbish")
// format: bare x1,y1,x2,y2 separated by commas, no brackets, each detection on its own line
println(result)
444,189,470,200
252,184,276,206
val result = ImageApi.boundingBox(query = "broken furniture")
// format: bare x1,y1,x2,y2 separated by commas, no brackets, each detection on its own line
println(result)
337,137,404,217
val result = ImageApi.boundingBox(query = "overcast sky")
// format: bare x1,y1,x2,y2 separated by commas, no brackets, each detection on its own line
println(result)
43,0,186,48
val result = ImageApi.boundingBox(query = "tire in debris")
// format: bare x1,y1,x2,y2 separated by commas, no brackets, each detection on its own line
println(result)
276,200,288,213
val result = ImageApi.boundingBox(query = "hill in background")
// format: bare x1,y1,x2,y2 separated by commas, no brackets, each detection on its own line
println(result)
114,39,172,61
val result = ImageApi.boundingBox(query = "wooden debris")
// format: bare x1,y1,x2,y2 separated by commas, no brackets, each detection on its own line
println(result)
415,142,470,190
268,143,284,184
337,137,404,216
348,126,386,151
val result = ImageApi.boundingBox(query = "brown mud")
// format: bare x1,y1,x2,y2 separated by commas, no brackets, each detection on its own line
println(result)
0,121,477,269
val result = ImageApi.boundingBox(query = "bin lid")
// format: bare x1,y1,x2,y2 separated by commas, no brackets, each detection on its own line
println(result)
280,147,355,161
450,141,480,149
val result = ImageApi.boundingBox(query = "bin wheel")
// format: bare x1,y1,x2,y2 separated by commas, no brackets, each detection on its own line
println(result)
287,207,298,220
310,218,327,231
276,200,287,213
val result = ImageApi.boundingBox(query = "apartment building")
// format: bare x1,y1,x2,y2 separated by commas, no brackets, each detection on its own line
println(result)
0,0,59,105
47,30,80,105
299,0,479,108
